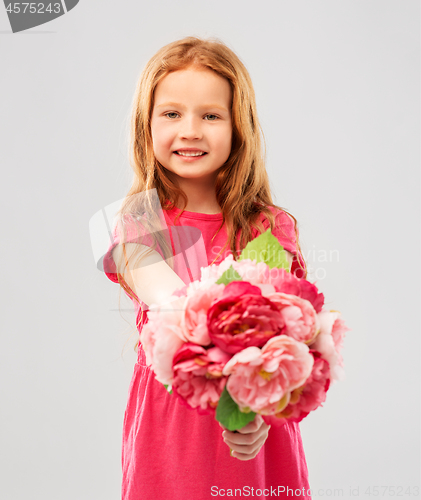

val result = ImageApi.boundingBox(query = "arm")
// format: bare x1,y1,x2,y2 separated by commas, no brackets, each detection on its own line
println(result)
112,243,186,307
113,242,293,304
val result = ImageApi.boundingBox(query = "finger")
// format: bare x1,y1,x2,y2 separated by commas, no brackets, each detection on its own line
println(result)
224,421,269,443
223,429,260,447
229,432,269,460
236,414,264,434
231,449,259,461
223,424,270,448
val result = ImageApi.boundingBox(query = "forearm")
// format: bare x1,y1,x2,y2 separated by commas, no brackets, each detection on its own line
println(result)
113,243,186,307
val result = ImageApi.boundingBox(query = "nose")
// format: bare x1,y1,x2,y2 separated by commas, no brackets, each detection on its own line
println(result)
178,115,202,141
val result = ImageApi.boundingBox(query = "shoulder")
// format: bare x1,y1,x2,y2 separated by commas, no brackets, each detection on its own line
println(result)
259,205,295,232
257,205,298,253
254,204,306,278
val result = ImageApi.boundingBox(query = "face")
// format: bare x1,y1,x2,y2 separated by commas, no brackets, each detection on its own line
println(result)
150,66,233,186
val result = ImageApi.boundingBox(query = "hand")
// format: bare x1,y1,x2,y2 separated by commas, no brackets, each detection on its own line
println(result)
220,414,271,461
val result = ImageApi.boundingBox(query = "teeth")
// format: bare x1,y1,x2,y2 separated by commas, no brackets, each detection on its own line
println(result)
176,151,205,157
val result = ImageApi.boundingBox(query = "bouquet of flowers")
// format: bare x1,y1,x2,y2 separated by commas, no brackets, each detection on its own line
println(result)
140,229,349,431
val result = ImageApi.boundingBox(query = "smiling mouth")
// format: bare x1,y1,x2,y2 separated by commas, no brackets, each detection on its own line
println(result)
174,151,208,157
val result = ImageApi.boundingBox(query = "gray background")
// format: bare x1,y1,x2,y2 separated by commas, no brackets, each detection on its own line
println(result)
1,1,419,499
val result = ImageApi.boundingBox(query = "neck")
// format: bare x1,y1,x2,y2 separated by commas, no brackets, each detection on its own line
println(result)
170,174,222,214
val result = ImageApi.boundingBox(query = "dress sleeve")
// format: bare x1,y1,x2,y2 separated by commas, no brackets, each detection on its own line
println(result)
102,211,208,289
102,213,160,284
262,207,306,279
102,223,121,284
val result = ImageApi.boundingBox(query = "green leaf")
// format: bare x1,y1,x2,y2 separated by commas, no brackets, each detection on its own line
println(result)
163,384,173,395
239,228,290,270
215,266,243,285
216,386,256,431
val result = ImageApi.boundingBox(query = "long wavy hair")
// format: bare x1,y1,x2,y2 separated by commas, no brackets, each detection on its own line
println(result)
113,36,307,353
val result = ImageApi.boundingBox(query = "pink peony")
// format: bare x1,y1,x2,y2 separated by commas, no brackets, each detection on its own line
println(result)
181,283,225,345
207,281,285,354
200,254,324,312
266,292,320,344
332,317,347,352
222,335,314,415
262,351,330,426
227,257,325,313
232,259,273,285
309,310,349,381
172,283,189,297
140,299,187,385
199,254,237,287
172,343,231,414
264,267,325,313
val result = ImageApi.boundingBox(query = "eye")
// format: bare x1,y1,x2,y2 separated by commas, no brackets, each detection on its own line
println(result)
164,112,179,119
204,114,218,121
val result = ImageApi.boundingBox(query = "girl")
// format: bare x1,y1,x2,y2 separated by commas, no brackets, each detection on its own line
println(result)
103,36,310,500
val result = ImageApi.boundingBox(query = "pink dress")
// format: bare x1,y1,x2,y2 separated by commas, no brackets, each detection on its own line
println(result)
103,204,311,500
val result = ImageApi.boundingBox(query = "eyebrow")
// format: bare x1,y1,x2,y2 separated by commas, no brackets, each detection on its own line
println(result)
155,102,229,112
